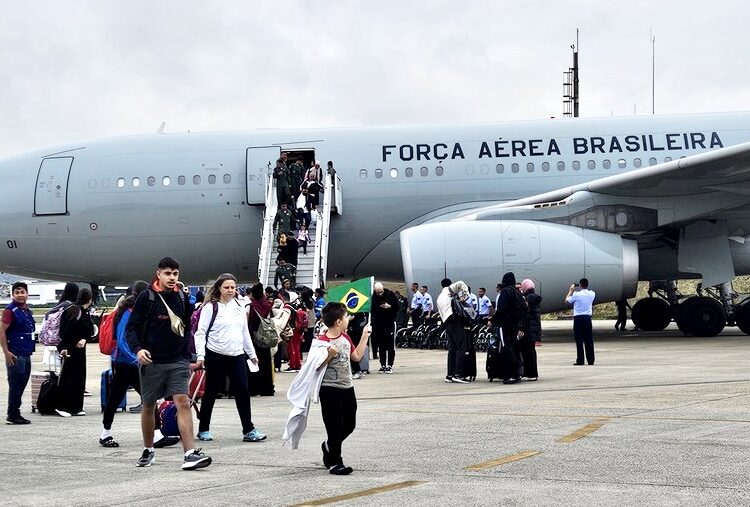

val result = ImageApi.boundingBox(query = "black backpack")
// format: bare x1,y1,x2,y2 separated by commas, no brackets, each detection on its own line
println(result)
513,289,529,324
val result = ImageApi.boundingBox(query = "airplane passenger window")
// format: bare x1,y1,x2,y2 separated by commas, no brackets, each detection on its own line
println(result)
618,159,626,168
359,169,367,179
572,161,580,170
193,175,201,185
208,174,216,184
634,158,642,168
178,176,186,185
375,168,383,179
162,176,171,186
664,156,672,162
88,178,97,189
511,163,519,173
223,174,231,184
117,178,125,188
405,167,413,177
649,157,657,166
480,164,489,175
526,163,534,173
542,162,550,172
557,161,565,171
435,166,444,176
496,163,504,174
101,178,110,188
420,167,428,177
587,160,595,170
603,159,611,169
147,176,156,186
466,165,475,175
132,177,140,187
390,168,398,178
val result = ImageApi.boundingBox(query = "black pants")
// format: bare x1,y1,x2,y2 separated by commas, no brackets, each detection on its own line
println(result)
319,386,357,466
518,340,538,378
374,324,395,367
574,315,595,365
199,349,255,434
248,347,274,396
615,305,627,330
500,326,522,381
57,348,86,414
102,362,140,430
445,317,467,378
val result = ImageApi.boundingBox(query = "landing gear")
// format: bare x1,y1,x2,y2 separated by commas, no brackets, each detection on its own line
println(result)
631,297,671,331
676,296,726,337
734,301,750,335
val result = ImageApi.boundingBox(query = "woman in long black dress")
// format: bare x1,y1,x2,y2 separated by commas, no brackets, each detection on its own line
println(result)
519,279,542,381
56,288,94,417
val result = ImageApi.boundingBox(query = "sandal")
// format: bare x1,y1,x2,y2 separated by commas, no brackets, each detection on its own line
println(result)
99,436,120,448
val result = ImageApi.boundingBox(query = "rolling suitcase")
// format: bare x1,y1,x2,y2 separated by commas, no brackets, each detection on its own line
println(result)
464,334,477,381
486,328,504,381
100,369,127,412
30,371,51,413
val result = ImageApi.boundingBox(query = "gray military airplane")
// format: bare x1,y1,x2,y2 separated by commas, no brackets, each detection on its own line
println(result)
2,111,750,337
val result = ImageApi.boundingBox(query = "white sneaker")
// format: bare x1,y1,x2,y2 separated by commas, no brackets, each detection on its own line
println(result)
352,372,363,379
385,366,394,374
55,409,72,418
451,376,469,384
74,411,87,416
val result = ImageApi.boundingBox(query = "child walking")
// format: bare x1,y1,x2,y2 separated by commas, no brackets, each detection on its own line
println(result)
317,303,370,474
297,224,310,255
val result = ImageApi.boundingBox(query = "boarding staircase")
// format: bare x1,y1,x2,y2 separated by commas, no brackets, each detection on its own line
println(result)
258,171,341,290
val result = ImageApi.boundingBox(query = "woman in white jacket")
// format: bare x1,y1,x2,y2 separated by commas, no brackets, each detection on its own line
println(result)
194,273,267,442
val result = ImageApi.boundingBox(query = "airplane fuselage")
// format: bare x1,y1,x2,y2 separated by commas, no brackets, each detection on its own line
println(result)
2,112,750,288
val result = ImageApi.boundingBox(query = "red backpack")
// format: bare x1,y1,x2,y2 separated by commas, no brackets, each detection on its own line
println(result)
98,311,117,355
295,308,308,332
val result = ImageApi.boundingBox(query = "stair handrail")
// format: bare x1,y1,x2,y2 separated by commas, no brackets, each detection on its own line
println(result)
312,173,333,289
258,169,278,287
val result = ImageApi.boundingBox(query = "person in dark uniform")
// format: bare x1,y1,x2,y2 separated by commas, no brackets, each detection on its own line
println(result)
274,152,291,207
519,279,542,381
247,284,275,396
614,299,631,331
371,282,399,373
491,272,526,384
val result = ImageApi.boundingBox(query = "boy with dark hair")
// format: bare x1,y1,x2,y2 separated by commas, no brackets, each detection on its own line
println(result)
126,257,211,470
318,302,370,475
1,282,35,424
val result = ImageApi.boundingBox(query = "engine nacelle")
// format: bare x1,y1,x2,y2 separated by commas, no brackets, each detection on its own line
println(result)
400,220,639,313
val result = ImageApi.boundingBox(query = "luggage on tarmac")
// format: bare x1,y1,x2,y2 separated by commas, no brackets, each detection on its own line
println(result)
486,328,503,381
100,369,127,413
36,372,61,415
464,333,477,381
30,371,51,413
157,400,179,437
188,365,207,416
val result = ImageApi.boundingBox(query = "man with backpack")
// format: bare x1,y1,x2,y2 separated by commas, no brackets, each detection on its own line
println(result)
490,272,528,384
126,257,211,470
1,282,36,425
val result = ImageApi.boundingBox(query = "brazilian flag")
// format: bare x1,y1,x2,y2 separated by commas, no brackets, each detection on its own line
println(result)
325,277,373,314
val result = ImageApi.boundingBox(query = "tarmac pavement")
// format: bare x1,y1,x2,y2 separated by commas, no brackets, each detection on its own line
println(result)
1,320,749,506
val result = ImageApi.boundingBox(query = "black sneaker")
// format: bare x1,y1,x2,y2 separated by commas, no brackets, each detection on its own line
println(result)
321,441,332,468
5,416,31,425
182,448,212,470
329,464,353,475
154,436,180,448
136,449,155,467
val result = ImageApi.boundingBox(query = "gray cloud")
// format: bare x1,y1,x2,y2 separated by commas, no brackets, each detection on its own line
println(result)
0,0,748,156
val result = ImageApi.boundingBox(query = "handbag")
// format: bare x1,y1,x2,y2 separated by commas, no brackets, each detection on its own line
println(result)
157,293,185,337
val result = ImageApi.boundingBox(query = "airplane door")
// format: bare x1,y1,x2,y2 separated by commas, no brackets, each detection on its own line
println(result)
246,146,281,206
34,157,73,215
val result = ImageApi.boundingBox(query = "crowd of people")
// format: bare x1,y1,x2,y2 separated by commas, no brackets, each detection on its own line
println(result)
1,256,598,475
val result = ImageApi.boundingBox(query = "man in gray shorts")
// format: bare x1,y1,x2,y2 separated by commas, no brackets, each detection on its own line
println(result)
126,257,211,470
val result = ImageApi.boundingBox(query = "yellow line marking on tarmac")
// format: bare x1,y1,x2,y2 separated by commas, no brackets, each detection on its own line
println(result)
464,450,542,471
290,480,427,506
557,417,610,443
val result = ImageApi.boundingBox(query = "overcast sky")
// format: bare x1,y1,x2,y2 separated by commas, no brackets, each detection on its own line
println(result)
0,0,748,157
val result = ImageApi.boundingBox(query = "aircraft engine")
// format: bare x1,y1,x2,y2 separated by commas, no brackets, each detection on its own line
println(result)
400,220,639,313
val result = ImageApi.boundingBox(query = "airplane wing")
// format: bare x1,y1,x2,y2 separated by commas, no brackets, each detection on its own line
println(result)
456,140,750,231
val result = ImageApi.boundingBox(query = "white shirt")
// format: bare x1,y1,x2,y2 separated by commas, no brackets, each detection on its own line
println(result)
436,281,468,321
421,292,434,312
566,289,596,316
194,299,257,361
411,292,424,310
467,293,478,312
478,295,492,316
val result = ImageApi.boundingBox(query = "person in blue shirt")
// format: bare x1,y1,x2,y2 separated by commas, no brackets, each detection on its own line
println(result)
565,278,597,366
1,282,36,425
314,288,326,320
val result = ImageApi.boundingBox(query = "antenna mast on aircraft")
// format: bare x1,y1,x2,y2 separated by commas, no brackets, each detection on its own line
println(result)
563,29,580,118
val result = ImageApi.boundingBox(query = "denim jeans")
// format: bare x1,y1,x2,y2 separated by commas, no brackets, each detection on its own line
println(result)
6,355,32,418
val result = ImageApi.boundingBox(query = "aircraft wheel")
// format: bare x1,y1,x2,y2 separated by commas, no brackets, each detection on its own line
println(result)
631,297,671,331
680,296,726,337
735,302,750,335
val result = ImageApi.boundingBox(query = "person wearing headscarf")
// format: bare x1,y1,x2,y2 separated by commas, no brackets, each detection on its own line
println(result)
519,279,542,381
